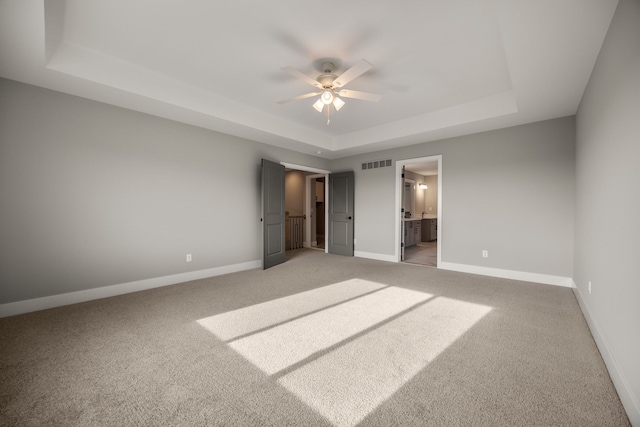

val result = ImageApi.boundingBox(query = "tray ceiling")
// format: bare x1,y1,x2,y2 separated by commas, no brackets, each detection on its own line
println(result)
0,0,618,158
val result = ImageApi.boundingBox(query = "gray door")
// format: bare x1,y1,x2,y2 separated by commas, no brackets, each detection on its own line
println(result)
262,159,286,269
328,171,354,256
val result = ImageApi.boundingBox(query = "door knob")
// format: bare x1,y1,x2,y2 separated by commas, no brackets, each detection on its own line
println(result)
347,216,352,220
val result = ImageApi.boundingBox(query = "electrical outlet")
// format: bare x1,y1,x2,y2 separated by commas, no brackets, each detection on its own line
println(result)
588,281,591,294
482,250,488,258
354,238,357,245
186,254,192,262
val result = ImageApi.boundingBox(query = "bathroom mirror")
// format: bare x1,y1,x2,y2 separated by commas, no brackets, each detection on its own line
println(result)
403,178,415,217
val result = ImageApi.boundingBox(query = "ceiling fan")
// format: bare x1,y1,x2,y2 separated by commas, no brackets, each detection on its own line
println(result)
278,59,382,124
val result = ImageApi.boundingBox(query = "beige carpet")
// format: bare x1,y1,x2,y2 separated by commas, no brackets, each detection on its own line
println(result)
0,249,630,426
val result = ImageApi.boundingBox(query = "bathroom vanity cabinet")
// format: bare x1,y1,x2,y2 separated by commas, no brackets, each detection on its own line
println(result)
403,219,422,247
422,218,437,241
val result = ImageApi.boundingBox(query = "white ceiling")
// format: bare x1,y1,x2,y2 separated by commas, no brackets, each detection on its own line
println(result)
0,0,618,159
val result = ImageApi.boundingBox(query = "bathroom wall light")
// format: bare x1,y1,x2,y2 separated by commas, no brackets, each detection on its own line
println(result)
419,183,428,190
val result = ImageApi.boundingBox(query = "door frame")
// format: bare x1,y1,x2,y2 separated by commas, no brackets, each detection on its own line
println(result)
394,155,443,266
280,162,330,253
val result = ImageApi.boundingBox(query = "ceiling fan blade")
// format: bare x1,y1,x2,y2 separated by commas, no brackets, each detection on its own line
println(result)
338,89,382,102
277,92,321,105
281,66,323,89
333,59,374,88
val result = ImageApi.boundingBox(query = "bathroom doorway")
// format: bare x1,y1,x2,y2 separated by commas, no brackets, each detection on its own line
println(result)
395,156,442,267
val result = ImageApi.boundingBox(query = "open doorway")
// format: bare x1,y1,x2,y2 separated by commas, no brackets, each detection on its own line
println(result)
263,160,345,269
395,156,442,267
280,162,329,255
307,176,325,249
305,173,328,251
284,169,308,251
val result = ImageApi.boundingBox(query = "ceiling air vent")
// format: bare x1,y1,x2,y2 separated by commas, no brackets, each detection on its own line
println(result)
362,159,392,171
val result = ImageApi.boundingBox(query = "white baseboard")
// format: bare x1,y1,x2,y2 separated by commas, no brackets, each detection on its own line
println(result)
439,262,573,287
354,251,396,263
0,260,261,318
573,287,640,425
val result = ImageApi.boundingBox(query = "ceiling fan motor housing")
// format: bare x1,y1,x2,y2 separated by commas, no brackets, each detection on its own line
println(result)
317,62,337,88
317,73,337,88
321,62,336,73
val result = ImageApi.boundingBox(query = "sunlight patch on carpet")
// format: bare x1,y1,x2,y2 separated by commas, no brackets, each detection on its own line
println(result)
197,278,386,340
228,286,431,375
197,280,492,426
278,296,492,426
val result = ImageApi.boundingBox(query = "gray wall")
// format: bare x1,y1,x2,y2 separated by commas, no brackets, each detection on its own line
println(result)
0,79,577,305
285,170,305,216
0,78,329,304
332,117,576,277
574,0,640,422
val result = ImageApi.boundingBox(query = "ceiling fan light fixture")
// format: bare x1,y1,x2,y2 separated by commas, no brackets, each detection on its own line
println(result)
321,89,334,105
312,98,324,112
280,59,379,124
